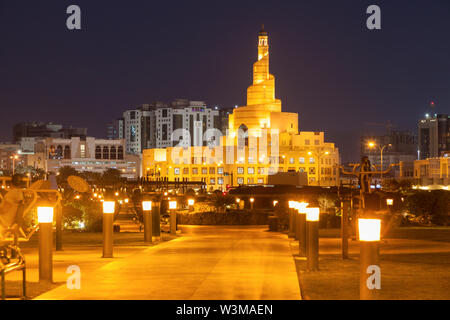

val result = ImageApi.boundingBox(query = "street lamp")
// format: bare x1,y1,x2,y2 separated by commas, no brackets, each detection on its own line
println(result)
367,142,392,179
358,218,381,300
142,201,152,244
386,198,393,206
10,155,18,175
37,206,54,283
249,197,254,210
305,207,320,271
102,201,115,258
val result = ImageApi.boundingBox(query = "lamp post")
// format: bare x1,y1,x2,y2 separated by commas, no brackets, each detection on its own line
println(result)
102,201,115,258
306,207,320,271
249,197,254,210
296,202,309,257
307,150,330,186
169,200,177,235
10,155,18,175
152,200,161,242
359,218,381,300
37,206,54,283
368,142,391,180
142,201,152,244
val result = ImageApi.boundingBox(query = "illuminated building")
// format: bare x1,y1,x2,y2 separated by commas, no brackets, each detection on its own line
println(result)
142,26,340,189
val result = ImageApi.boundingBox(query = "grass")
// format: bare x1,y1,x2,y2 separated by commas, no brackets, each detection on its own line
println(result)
296,252,450,300
295,227,450,300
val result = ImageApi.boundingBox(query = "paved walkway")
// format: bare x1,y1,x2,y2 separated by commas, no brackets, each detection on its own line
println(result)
36,226,301,300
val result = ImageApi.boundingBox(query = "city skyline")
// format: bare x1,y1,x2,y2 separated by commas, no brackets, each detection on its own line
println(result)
1,1,450,162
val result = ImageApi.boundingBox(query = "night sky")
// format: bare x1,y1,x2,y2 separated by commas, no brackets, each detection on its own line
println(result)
1,0,449,162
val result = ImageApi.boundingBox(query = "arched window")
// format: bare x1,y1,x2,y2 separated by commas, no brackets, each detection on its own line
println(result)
102,146,109,159
117,146,124,160
56,145,63,159
110,146,117,160
95,146,102,159
64,145,71,159
238,124,249,147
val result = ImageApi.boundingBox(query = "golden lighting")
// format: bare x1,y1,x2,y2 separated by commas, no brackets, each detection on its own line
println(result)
142,201,152,211
115,192,119,196
188,199,195,206
288,200,296,209
296,202,309,214
236,198,241,203
305,207,320,221
273,200,278,206
169,200,177,210
368,141,376,148
386,198,394,206
124,198,129,203
93,193,98,198
103,201,115,214
358,219,381,242
37,207,54,223
75,195,80,199
250,197,255,203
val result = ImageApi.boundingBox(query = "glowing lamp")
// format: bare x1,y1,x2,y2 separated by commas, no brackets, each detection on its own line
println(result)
142,201,152,211
124,198,129,203
288,201,296,208
305,208,320,221
115,192,119,196
273,200,278,207
103,201,115,214
358,219,381,242
37,207,54,223
188,199,195,206
236,198,241,203
296,202,309,214
386,198,393,206
169,200,177,210
250,198,254,203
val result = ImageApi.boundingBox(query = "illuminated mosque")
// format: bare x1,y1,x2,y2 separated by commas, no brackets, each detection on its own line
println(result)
142,26,340,189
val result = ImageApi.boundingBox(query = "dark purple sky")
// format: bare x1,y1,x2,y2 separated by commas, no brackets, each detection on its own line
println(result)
1,0,449,162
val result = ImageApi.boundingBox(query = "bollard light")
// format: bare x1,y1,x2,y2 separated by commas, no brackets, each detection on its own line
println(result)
358,218,381,300
188,199,195,206
142,200,153,244
37,207,54,223
124,198,129,203
236,198,240,203
273,200,278,207
103,201,115,214
288,200,296,208
102,201,115,258
306,207,320,271
296,202,309,213
38,206,54,283
386,198,393,206
142,200,152,211
169,200,177,210
358,219,381,242
250,198,254,203
115,192,119,196
296,202,309,256
306,207,320,221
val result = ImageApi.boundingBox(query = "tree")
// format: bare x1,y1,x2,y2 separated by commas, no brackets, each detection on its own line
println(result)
57,166,79,185
101,168,122,187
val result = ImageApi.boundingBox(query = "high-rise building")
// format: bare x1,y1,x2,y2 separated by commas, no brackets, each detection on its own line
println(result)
106,118,124,140
120,100,230,155
418,113,450,159
142,26,340,189
13,122,87,143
